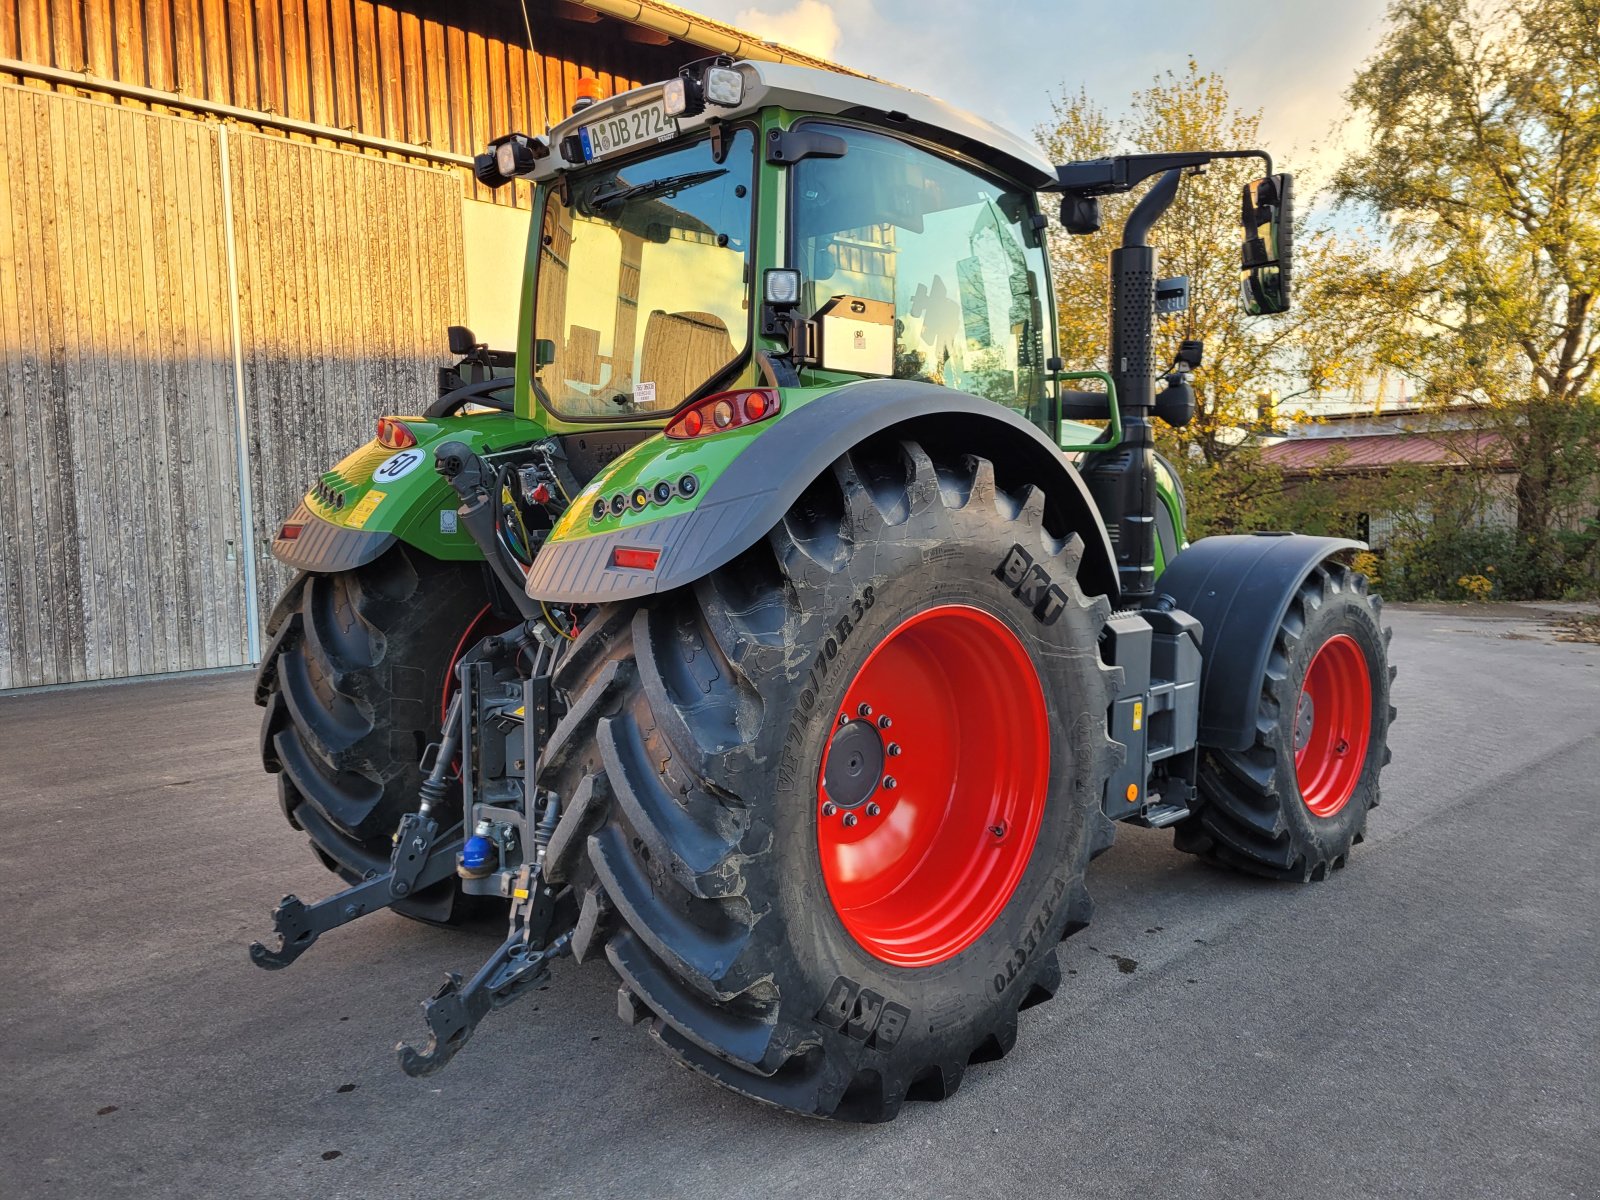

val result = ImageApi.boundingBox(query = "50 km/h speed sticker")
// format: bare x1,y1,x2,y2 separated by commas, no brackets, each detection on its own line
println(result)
373,449,425,483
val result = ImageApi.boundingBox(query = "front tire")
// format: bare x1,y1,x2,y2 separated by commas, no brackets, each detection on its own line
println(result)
1175,561,1395,881
536,437,1118,1120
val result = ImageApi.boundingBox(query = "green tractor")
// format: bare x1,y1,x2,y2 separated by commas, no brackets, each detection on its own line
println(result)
251,57,1393,1121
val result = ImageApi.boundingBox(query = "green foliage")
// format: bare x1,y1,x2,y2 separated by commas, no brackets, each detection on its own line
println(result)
1336,0,1600,594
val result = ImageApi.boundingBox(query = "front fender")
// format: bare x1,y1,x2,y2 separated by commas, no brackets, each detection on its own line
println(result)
524,380,1120,605
1157,533,1364,751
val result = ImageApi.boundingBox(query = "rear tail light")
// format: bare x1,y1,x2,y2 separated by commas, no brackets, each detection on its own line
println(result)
376,417,418,449
664,389,780,440
278,522,304,541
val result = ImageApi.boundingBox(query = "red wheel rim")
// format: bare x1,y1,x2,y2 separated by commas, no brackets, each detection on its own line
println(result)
1293,634,1372,818
815,605,1050,968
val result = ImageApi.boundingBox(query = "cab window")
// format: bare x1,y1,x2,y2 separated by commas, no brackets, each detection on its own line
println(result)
790,124,1054,429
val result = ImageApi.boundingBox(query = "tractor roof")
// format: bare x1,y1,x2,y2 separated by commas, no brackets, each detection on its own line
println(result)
535,60,1057,190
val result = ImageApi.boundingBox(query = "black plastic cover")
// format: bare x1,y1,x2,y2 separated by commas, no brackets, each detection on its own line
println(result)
270,501,398,574
1156,532,1362,751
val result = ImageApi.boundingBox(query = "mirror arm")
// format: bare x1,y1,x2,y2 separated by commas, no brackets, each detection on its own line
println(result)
1052,149,1271,200
1123,169,1183,248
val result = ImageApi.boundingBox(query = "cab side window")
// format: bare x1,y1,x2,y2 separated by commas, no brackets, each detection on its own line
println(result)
790,124,1054,428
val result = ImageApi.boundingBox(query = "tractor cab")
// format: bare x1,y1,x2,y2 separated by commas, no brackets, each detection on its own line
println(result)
478,59,1066,441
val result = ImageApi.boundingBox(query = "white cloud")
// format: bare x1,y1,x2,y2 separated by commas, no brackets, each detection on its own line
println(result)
733,0,843,62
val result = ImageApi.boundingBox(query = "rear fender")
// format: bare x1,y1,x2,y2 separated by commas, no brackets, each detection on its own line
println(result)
268,413,546,574
524,379,1120,605
1156,533,1363,751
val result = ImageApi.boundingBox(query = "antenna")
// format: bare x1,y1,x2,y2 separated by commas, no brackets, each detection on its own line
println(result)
519,0,551,132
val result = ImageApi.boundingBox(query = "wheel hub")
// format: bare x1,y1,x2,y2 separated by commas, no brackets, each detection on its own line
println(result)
1293,693,1315,752
821,719,885,810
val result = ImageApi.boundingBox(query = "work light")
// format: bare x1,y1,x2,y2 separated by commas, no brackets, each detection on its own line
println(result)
662,76,696,117
703,66,744,108
474,133,547,189
764,268,801,305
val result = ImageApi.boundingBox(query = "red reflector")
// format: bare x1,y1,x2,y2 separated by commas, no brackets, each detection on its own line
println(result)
376,417,418,449
611,547,661,571
279,523,304,541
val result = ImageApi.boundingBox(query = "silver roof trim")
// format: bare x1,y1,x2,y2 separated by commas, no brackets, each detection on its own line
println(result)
528,61,1054,188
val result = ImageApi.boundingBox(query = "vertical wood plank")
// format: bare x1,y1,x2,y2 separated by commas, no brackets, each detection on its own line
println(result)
0,6,19,83
303,0,334,131
144,0,175,90
399,10,425,146
352,1,379,141
421,18,448,150
106,0,145,102
375,2,401,144
255,0,284,115
280,0,310,124
48,0,85,76
328,0,357,129
170,0,206,98
226,0,259,108
197,0,231,104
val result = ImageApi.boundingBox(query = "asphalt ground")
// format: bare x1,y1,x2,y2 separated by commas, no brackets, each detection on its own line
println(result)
2,602,1597,1199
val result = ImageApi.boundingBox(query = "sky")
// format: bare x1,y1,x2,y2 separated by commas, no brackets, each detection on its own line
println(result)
688,0,1396,190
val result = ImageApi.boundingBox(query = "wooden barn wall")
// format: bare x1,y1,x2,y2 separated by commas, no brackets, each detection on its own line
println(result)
227,128,465,618
0,84,248,689
0,84,465,689
0,0,688,205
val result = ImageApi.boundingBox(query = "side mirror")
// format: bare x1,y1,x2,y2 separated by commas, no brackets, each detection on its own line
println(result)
447,325,479,356
1239,173,1293,315
533,338,556,367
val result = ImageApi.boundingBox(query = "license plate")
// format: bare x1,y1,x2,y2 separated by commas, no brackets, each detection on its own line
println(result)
578,99,676,162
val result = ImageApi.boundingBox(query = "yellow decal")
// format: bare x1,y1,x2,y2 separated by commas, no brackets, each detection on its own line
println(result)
348,490,386,529
1132,701,1144,732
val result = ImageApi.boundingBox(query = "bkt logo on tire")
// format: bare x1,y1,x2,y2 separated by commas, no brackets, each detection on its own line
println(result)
995,544,1069,626
815,976,910,1050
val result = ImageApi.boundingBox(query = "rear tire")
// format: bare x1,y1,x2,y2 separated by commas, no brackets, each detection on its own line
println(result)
536,437,1118,1120
255,545,493,922
1175,561,1395,881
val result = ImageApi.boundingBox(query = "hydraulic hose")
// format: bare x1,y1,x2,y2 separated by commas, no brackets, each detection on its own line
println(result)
434,441,538,619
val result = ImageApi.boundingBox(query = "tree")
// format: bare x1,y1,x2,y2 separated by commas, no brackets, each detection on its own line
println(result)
1336,0,1600,588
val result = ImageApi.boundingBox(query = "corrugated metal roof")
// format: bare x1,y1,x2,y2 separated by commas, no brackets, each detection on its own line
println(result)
1260,430,1513,477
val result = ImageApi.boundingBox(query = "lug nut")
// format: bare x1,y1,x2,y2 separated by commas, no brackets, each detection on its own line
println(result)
821,801,837,817
842,812,858,828
838,713,850,727
882,776,897,790
877,715,892,729
866,802,881,817
857,703,873,717
887,742,901,756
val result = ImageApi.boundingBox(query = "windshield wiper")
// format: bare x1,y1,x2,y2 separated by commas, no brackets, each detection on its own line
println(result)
584,168,727,213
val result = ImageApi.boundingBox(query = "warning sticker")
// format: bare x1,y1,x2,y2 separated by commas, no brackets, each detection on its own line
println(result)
348,490,386,529
633,381,657,407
